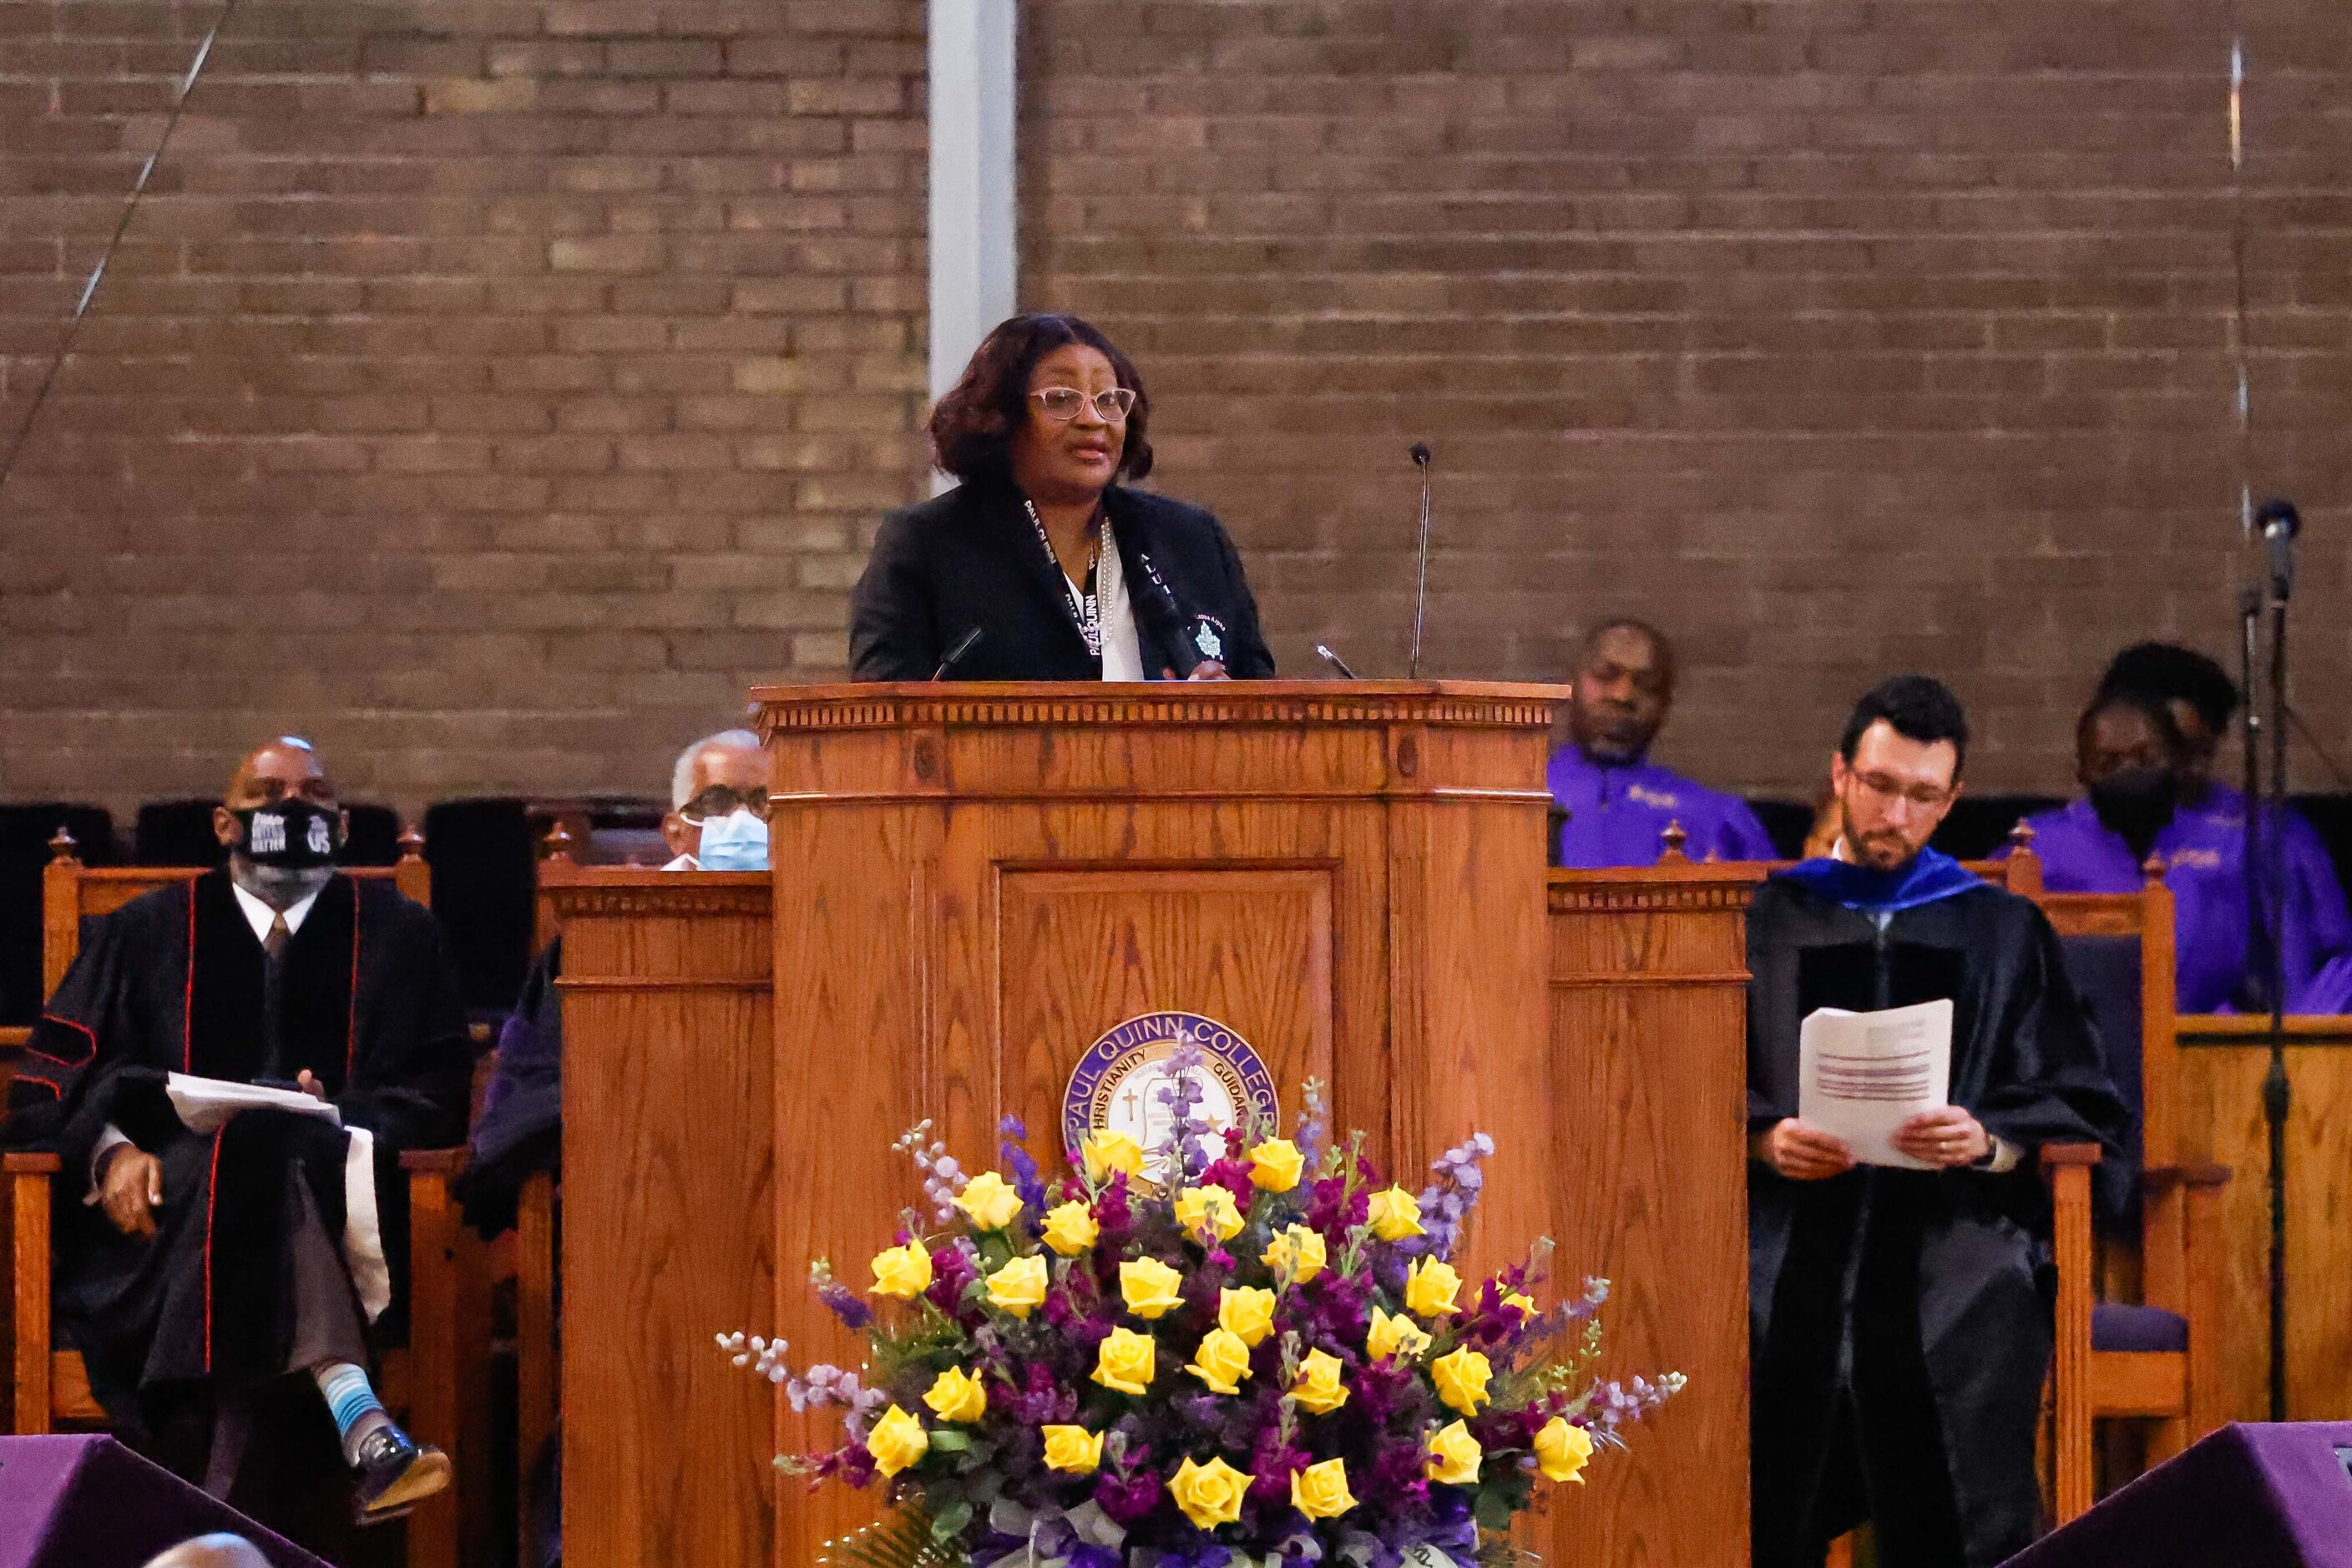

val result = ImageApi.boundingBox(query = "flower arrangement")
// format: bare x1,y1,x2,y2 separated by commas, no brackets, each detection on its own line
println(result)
720,1048,1683,1568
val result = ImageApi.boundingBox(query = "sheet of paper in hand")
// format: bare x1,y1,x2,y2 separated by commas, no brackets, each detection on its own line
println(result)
164,1072,343,1136
1798,999,1953,1170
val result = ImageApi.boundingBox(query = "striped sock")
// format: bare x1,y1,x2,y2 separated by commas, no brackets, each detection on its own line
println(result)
314,1360,390,1465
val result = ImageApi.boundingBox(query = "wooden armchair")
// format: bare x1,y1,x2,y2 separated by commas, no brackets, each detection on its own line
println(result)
0,827,488,1568
2030,862,2229,1521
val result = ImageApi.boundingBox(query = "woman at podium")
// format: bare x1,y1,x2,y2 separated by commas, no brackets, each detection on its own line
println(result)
849,312,1274,681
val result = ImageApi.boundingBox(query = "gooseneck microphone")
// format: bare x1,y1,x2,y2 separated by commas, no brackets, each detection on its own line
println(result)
1314,643,1359,680
1408,443,1434,678
932,626,984,680
2257,497,2300,602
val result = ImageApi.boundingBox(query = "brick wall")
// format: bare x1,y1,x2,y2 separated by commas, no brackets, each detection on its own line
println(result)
5,1,2352,814
1022,0,2352,797
0,0,928,815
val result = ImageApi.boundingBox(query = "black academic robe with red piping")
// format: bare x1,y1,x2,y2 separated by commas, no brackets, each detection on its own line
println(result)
3,869,469,1440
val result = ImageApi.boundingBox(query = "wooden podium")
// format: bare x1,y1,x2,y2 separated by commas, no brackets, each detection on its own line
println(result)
557,681,1750,1568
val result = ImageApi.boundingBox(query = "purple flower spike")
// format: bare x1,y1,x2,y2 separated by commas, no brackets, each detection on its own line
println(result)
1000,1114,1048,1211
1157,1035,1213,1181
1412,1131,1495,1259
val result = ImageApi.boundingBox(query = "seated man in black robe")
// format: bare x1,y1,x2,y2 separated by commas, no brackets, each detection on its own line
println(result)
5,737,471,1525
1747,676,2130,1568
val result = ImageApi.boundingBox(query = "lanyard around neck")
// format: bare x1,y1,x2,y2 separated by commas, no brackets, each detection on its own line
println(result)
1024,498,1103,659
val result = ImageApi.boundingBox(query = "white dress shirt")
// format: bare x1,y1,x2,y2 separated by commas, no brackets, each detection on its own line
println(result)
90,880,323,1196
1085,520,1145,682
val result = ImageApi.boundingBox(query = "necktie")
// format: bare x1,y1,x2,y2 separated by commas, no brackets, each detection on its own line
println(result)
261,913,291,1080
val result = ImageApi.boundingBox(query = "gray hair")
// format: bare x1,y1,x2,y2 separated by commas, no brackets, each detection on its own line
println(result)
671,728,761,809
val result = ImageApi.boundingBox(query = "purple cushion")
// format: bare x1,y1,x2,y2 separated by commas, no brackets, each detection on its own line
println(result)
2092,1301,2188,1353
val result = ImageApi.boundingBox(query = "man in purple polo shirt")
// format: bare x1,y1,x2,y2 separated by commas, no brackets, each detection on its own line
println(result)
2019,667,2352,1013
1547,617,1777,867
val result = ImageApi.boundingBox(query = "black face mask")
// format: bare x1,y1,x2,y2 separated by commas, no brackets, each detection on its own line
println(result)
2088,766,2180,859
234,799,341,869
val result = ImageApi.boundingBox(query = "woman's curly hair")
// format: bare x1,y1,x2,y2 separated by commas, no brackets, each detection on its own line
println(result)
927,312,1154,486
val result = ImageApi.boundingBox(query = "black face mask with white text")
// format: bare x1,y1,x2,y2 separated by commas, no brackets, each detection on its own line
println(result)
234,799,341,870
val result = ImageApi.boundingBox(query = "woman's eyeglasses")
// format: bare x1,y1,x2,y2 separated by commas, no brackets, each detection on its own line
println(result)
1029,387,1136,423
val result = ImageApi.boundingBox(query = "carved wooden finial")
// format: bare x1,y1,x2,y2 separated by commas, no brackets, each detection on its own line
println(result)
540,820,577,865
1658,819,1691,864
2142,852,2167,887
47,825,78,862
2004,817,2044,895
396,823,425,864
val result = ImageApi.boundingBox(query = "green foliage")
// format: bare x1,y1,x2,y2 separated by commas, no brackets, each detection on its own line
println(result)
817,1505,967,1568
868,1298,969,1385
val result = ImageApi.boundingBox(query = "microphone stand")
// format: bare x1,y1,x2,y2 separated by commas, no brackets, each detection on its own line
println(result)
1408,443,1433,678
2256,503,2298,1423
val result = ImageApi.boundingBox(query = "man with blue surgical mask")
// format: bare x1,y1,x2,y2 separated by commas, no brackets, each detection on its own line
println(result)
458,723,768,1565
659,728,768,872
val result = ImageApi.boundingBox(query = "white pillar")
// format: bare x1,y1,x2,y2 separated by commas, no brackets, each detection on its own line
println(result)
928,0,1018,423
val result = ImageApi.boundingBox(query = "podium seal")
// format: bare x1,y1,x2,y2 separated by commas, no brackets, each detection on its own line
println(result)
1062,1011,1278,1183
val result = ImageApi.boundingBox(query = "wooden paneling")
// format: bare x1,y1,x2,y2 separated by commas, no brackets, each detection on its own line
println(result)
554,875,777,1568
746,680,1565,1568
2176,1019,2352,1421
1542,865,1756,1568
559,685,1669,1568
996,867,1336,1134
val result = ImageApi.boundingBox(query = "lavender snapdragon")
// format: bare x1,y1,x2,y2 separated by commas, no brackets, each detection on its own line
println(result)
1587,1370,1687,1436
1156,1036,1212,1183
893,1119,967,1226
1412,1131,1495,1258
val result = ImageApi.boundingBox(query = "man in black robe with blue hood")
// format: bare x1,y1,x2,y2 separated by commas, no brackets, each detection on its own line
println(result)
4,738,470,1526
1747,676,2130,1568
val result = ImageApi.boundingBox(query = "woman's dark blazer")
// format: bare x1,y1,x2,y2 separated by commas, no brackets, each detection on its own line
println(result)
848,480,1277,681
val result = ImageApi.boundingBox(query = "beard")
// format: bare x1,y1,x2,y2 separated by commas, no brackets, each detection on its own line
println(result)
1844,824,1920,873
231,857,334,910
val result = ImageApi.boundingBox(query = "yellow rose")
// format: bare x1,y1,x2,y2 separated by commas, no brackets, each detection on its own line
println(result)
1534,1415,1595,1484
1247,1137,1305,1192
868,1242,933,1300
1091,1327,1157,1396
1289,1456,1358,1520
1217,1286,1277,1348
1262,1225,1328,1286
1503,1289,1537,1318
922,1365,987,1424
953,1171,1025,1232
1424,1419,1482,1486
1367,1185,1424,1242
1365,1305,1432,1363
1287,1348,1350,1415
1173,1186,1244,1244
985,1254,1049,1318
1081,1130,1146,1183
1185,1326,1255,1395
865,1404,929,1477
1041,1199,1100,1257
1404,1257,1464,1320
1042,1424,1106,1474
1429,1344,1493,1416
1120,1257,1186,1319
1169,1454,1253,1530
